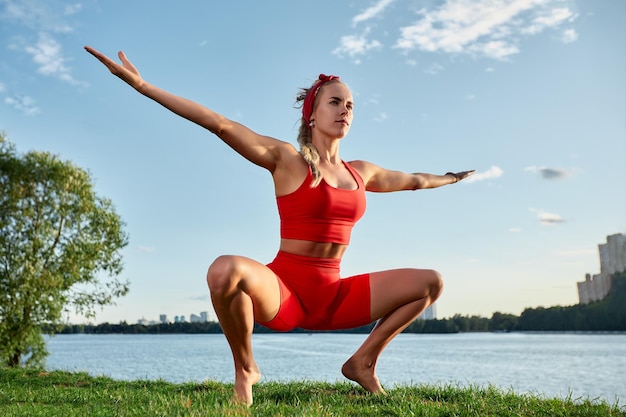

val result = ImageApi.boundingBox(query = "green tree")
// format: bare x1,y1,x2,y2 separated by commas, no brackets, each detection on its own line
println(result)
489,312,518,332
0,133,129,367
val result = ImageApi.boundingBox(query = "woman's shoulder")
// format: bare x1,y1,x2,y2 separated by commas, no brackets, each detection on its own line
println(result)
346,159,375,175
346,159,387,186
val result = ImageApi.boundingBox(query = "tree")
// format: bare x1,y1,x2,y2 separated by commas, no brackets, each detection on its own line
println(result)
489,312,518,332
0,133,129,367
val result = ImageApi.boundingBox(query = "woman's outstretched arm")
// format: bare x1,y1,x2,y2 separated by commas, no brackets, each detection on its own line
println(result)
349,160,475,192
84,46,287,172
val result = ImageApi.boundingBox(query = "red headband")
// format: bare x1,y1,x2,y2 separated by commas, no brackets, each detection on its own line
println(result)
302,74,340,126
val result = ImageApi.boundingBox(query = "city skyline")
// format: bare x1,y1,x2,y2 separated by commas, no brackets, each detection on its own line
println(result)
137,311,212,326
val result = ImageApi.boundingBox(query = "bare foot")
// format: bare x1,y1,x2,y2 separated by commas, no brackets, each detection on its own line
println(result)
341,357,386,395
232,366,262,406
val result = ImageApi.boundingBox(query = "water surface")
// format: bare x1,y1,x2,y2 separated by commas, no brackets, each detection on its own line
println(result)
45,332,626,403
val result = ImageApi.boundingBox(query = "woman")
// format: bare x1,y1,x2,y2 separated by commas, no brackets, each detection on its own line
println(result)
85,46,474,405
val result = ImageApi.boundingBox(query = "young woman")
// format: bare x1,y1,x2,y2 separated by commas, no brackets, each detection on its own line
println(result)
85,46,474,405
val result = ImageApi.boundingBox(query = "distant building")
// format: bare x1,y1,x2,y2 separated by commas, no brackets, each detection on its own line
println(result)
577,233,626,304
159,314,168,324
190,312,210,323
417,304,437,320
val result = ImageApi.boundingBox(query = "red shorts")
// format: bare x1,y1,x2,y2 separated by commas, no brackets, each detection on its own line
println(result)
257,251,372,332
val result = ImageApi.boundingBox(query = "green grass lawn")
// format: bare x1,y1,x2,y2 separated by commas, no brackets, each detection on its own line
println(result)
1,368,623,416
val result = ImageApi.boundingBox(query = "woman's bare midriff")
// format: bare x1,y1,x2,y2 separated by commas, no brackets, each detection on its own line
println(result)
280,238,348,259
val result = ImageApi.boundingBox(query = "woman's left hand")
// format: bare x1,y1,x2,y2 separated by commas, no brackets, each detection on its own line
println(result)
446,170,476,183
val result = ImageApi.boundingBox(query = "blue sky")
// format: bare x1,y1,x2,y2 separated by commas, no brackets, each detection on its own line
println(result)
1,0,624,324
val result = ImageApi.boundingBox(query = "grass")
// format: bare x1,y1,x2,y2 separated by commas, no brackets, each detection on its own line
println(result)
0,368,624,416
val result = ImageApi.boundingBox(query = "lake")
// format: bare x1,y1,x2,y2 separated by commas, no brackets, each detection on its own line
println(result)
45,332,625,404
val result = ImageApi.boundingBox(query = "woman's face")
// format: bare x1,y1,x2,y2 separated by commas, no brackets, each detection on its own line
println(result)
311,81,354,139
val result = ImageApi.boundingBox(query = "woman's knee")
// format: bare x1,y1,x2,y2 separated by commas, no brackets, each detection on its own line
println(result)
206,255,244,294
422,269,444,299
405,268,443,299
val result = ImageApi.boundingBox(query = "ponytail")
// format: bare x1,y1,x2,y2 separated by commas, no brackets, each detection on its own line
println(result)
295,74,340,187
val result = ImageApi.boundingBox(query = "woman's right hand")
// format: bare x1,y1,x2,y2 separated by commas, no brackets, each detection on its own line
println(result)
84,46,144,90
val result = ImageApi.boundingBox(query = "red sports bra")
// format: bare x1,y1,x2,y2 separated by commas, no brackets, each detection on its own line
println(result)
277,161,366,244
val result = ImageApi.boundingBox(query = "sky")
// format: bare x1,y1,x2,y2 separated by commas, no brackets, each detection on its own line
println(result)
1,0,624,324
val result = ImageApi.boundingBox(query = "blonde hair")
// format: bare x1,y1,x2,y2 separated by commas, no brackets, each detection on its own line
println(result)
295,79,340,187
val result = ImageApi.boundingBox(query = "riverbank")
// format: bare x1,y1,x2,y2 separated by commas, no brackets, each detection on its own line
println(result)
1,368,623,416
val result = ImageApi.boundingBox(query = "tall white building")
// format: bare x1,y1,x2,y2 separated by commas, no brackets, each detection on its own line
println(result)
577,233,626,304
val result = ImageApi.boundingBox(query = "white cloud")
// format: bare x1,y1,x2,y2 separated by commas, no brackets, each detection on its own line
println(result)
2,1,86,86
353,0,395,27
522,7,575,35
5,95,41,116
393,0,577,60
336,0,577,63
562,28,578,43
332,29,383,62
26,34,65,75
509,227,523,233
0,82,6,93
531,208,565,225
468,40,519,60
334,0,393,61
464,165,503,183
24,33,85,85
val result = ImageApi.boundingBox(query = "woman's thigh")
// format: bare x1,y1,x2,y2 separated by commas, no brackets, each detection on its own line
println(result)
369,268,443,320
209,254,282,323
